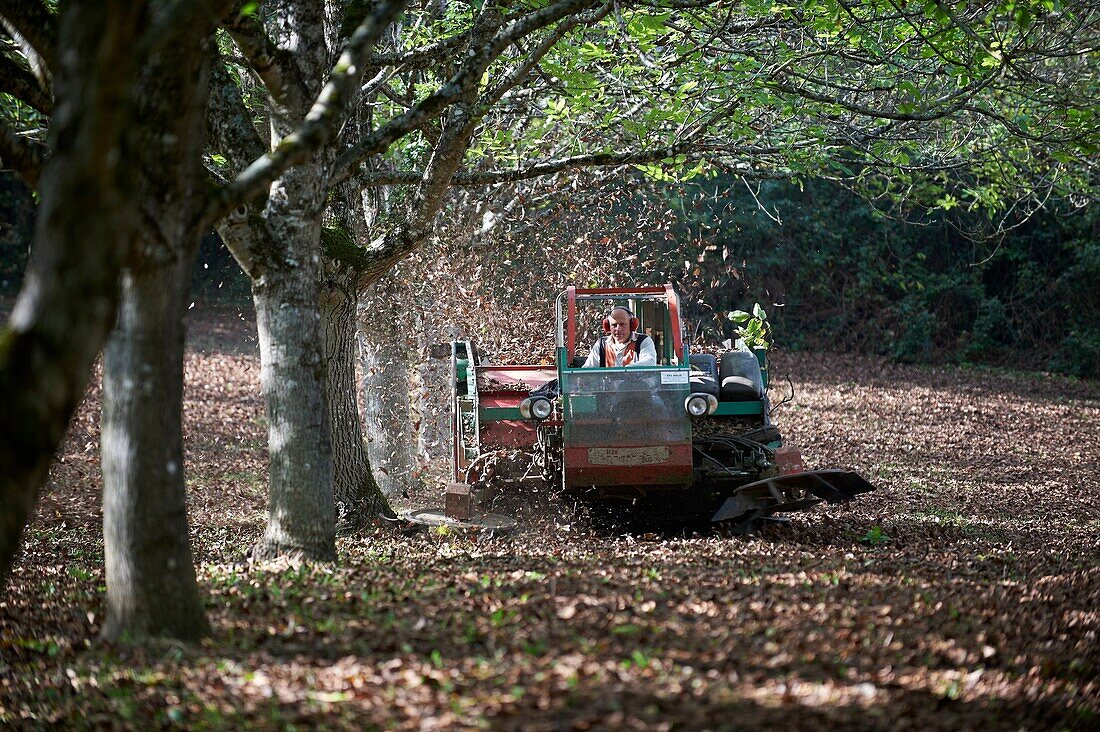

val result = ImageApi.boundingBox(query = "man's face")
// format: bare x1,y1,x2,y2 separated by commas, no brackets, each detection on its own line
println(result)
608,310,632,343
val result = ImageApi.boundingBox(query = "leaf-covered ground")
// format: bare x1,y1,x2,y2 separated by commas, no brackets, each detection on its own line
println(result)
2,303,1097,730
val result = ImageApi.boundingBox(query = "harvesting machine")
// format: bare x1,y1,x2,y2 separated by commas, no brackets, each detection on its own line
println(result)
418,285,873,532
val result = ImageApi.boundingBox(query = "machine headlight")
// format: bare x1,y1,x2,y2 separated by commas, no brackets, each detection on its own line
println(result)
519,396,553,420
531,397,553,420
685,393,718,417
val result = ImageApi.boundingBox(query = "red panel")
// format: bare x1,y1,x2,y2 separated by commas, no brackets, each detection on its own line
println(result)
476,365,556,409
475,365,556,450
664,283,683,360
776,446,804,475
564,444,693,488
482,420,539,447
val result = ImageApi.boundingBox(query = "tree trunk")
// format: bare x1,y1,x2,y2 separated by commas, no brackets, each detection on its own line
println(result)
99,18,213,641
223,0,337,562
0,2,146,586
252,265,337,560
322,272,393,530
349,102,482,502
358,287,419,499
101,255,208,642
413,318,462,484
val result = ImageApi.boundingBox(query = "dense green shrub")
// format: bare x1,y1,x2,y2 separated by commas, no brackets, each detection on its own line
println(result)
660,178,1098,378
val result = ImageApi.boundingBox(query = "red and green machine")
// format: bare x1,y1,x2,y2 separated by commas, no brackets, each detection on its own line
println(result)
444,285,873,531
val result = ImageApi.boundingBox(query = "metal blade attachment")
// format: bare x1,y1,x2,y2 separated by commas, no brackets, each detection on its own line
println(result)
711,469,875,526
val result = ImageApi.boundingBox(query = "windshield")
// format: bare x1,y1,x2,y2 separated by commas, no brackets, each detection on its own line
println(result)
561,368,691,448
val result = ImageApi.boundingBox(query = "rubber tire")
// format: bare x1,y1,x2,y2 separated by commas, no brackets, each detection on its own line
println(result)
719,351,763,402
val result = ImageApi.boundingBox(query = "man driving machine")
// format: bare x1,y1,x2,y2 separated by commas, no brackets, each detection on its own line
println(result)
583,306,657,368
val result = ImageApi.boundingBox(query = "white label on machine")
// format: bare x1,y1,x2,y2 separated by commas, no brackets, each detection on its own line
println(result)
588,446,670,465
660,370,689,384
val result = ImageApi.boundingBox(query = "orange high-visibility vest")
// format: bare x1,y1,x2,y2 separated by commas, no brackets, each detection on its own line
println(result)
599,334,650,367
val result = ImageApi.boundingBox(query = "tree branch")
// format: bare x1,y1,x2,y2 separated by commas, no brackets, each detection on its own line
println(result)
206,54,268,174
340,11,507,280
765,79,971,123
205,0,412,228
0,0,56,72
366,28,472,72
479,2,611,111
222,2,308,112
353,142,736,187
364,0,599,71
0,119,44,187
0,49,50,113
334,0,600,183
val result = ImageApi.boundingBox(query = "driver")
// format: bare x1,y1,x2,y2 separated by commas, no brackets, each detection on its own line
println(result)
583,306,657,367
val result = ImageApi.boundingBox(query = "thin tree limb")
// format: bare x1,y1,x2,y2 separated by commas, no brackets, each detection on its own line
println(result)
479,2,612,111
352,142,778,187
333,0,599,183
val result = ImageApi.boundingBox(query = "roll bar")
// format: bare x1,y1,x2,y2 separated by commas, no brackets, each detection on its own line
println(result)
555,284,684,364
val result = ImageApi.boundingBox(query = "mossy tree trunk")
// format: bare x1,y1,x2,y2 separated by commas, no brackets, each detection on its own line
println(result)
1,2,147,586
322,270,393,531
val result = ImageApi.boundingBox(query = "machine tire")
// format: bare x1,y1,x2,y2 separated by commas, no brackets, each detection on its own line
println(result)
719,351,763,401
688,353,720,397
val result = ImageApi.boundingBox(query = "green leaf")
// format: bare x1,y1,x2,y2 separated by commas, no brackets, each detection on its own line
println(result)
861,525,890,545
727,309,751,323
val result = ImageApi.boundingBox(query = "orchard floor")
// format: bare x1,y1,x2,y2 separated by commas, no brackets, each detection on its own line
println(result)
2,301,1098,730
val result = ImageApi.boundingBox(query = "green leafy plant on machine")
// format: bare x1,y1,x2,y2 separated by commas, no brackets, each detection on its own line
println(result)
728,303,771,350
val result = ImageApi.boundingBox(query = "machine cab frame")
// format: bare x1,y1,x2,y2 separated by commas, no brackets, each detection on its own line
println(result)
554,286,693,490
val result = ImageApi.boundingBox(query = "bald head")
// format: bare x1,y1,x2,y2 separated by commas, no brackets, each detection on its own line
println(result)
607,307,633,344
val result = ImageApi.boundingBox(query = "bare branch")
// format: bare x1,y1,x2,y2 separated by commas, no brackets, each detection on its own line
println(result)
342,11,507,282
353,142,770,188
478,3,612,111
334,0,600,182
365,0,604,71
222,2,308,112
367,29,472,72
766,79,970,123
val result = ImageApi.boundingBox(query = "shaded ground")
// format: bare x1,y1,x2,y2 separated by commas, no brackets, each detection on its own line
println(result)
2,301,1097,730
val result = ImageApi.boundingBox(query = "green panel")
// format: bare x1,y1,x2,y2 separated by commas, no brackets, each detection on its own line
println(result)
479,407,524,421
713,401,765,416
568,394,597,414
754,349,769,389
